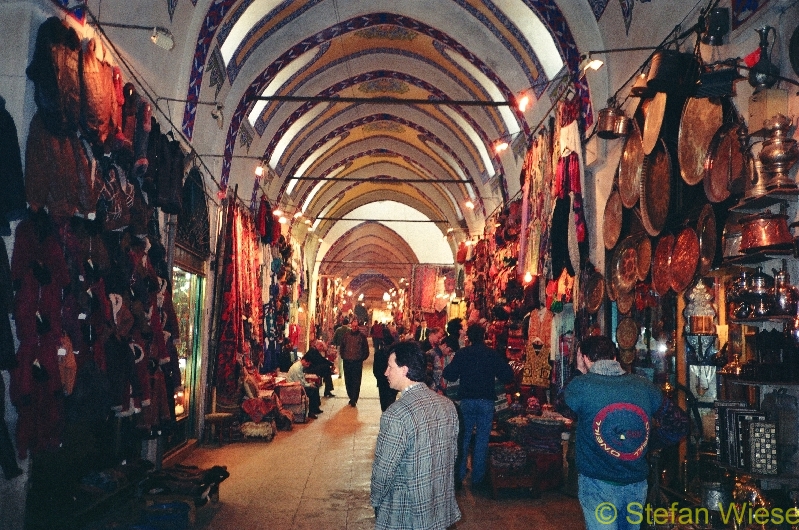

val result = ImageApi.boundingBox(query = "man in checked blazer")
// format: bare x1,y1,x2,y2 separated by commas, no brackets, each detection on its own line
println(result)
370,341,461,530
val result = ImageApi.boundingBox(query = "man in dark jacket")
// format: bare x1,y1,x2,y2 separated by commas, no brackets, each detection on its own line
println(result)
373,330,398,412
339,318,369,407
443,323,513,489
564,335,662,530
303,339,335,397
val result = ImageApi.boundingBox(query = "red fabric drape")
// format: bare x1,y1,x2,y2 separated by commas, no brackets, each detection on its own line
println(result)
216,202,263,400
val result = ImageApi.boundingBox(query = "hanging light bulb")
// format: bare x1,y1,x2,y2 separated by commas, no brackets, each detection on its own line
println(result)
517,94,530,113
254,162,264,177
524,271,533,284
464,200,475,210
494,140,509,154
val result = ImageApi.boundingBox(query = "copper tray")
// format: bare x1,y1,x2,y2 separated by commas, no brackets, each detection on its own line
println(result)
606,266,618,302
612,236,639,294
635,233,652,281
670,227,700,293
619,347,636,365
618,122,644,208
678,97,724,185
640,139,672,237
704,123,744,203
652,234,675,296
616,317,639,350
616,286,635,315
583,271,605,314
603,189,623,250
642,92,667,155
696,203,717,276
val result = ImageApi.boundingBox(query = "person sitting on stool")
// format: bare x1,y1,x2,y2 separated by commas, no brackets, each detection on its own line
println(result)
286,357,324,419
303,339,335,397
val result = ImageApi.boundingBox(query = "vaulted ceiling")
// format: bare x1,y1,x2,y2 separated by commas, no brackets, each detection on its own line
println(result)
76,0,608,303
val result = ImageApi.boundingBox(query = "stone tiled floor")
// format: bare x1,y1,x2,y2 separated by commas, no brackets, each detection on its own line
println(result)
181,359,586,530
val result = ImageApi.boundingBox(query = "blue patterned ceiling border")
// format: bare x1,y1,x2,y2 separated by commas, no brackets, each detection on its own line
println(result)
451,0,547,95
261,67,498,172
182,0,238,141
525,0,593,130
225,0,324,83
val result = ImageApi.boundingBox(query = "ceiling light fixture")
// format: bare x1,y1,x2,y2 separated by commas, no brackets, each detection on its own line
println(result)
95,21,175,51
579,54,604,72
517,94,530,113
464,200,475,210
494,140,509,154
254,161,264,177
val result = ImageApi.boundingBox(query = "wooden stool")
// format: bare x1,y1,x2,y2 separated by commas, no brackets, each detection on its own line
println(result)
203,412,234,445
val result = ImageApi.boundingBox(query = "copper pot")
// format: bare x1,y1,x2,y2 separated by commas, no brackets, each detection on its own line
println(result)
738,212,793,253
597,105,628,139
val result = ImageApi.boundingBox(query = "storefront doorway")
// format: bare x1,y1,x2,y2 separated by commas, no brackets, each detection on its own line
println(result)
166,266,205,451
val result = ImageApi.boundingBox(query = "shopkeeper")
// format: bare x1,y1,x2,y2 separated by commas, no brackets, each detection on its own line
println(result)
286,357,324,419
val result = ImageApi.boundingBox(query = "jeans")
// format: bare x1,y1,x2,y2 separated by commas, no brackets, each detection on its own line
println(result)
578,475,648,530
459,398,494,484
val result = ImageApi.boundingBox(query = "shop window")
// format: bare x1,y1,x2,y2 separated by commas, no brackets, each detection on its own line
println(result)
171,267,204,424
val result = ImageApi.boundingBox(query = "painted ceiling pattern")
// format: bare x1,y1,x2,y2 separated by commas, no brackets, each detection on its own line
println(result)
173,0,595,302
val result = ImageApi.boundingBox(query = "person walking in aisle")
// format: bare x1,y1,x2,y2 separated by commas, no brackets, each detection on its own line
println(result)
371,341,461,530
442,323,513,490
564,335,663,530
339,318,369,407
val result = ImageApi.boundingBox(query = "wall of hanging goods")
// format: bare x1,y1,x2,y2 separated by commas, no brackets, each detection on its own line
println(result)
586,6,799,519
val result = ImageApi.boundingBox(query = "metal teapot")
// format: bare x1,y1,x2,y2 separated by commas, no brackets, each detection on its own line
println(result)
747,266,774,317
773,264,798,315
747,266,774,296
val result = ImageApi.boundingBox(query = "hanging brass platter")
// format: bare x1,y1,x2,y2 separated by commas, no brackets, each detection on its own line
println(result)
640,138,672,237
612,235,639,294
616,317,639,350
616,286,635,315
583,271,606,314
642,92,667,155
704,122,744,203
635,233,652,281
696,203,717,276
670,227,700,293
603,189,623,250
618,122,644,208
652,234,675,296
678,97,724,185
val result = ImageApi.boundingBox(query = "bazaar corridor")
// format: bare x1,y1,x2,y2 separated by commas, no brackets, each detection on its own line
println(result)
180,353,585,530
